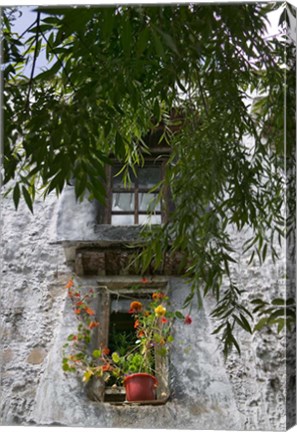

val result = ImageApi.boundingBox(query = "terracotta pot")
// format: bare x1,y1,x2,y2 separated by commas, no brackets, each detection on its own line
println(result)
124,373,158,401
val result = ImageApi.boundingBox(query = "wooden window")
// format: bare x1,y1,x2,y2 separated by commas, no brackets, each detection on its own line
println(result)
91,279,170,405
104,161,168,225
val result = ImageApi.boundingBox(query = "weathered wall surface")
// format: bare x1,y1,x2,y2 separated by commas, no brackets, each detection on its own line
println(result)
0,189,287,430
0,193,70,425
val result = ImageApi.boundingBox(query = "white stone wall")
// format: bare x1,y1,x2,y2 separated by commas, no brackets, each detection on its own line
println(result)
0,193,70,425
0,191,288,429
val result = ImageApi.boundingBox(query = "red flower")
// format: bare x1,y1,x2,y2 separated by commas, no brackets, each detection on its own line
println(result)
161,317,168,324
76,301,84,307
74,309,81,314
134,320,140,328
141,277,149,283
137,331,145,338
184,315,192,325
102,347,110,355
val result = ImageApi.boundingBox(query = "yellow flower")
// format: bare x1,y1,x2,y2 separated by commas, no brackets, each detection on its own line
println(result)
154,305,166,317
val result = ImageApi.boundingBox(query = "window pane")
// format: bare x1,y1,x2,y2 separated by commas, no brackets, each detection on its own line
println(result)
138,166,161,188
112,167,136,188
112,193,134,212
111,299,133,313
139,214,162,225
111,214,135,225
139,193,161,212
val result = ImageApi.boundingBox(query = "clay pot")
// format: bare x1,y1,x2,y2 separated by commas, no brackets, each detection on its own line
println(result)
124,373,158,401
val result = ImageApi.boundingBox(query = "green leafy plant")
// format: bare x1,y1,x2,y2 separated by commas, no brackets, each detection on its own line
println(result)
62,279,100,377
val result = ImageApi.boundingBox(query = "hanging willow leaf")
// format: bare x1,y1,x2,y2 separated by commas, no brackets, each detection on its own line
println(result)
22,186,33,213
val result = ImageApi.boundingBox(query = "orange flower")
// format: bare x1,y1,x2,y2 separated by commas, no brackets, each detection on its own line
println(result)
66,279,74,289
129,301,142,313
137,331,145,338
102,347,110,355
152,292,166,300
85,307,95,316
74,309,81,314
134,320,140,328
102,364,113,372
89,321,100,329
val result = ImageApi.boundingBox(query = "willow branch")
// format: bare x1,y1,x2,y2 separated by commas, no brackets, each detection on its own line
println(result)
39,28,76,92
26,11,40,111
197,76,209,117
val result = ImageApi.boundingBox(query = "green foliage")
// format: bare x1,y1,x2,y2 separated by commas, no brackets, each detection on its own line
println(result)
3,4,295,356
211,284,253,356
251,297,296,333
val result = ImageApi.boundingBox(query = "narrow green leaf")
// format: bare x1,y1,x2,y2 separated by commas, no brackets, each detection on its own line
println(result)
239,313,252,333
115,132,125,159
250,298,266,305
152,29,165,58
153,99,160,121
175,311,184,320
136,27,149,56
13,183,20,210
159,30,179,55
277,319,285,333
254,317,268,332
22,186,33,213
35,61,61,80
271,298,285,306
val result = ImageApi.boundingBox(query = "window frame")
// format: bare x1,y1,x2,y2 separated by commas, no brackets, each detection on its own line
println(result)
103,158,169,225
90,277,170,405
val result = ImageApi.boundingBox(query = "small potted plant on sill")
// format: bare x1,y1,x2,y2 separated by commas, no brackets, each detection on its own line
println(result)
62,278,192,402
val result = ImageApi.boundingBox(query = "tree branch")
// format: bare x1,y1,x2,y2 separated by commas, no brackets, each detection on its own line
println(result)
26,11,40,111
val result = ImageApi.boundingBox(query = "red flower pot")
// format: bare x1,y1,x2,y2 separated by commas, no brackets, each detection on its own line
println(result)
124,373,158,402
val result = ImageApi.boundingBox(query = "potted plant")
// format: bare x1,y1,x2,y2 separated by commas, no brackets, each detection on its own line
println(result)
62,279,192,402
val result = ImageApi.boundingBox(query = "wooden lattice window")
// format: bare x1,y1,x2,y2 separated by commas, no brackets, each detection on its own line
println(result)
104,161,168,225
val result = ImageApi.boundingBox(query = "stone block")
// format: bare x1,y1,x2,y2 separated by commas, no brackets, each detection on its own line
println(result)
27,348,47,365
